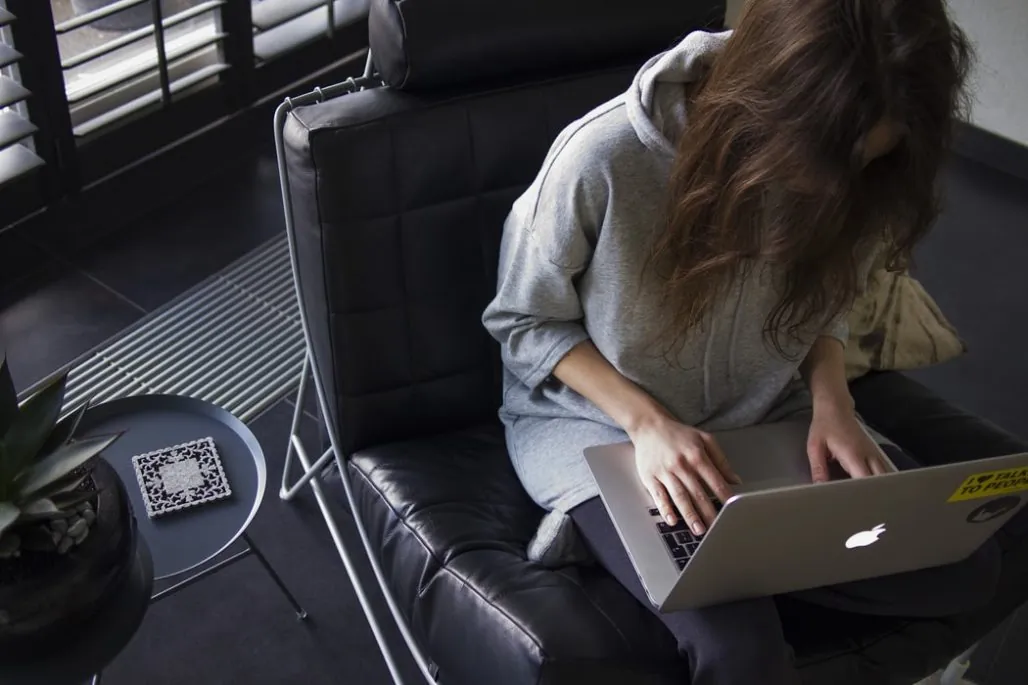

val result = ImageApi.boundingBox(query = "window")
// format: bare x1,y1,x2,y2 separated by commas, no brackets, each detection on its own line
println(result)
0,2,44,188
51,0,229,137
0,0,369,231
252,0,368,63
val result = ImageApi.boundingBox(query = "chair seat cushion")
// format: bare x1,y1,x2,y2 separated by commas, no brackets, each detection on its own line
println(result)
349,424,684,685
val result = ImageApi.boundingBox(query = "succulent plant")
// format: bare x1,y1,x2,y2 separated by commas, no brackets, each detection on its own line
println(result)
0,356,120,558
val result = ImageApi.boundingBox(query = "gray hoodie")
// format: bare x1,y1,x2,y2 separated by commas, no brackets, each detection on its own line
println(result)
482,31,852,516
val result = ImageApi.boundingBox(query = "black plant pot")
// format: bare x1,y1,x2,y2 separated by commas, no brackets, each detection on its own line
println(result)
0,459,137,658
70,0,194,32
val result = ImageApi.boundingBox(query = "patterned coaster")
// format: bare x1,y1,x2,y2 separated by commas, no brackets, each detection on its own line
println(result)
132,437,232,519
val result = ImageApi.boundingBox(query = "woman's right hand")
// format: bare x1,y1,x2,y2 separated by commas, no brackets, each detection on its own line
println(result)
546,341,740,535
629,416,741,535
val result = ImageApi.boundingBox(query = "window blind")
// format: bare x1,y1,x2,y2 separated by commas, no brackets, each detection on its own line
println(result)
0,3,44,187
53,0,230,137
252,0,368,64
0,0,369,232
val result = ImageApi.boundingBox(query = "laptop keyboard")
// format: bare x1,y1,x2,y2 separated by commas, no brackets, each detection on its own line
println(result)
648,504,721,570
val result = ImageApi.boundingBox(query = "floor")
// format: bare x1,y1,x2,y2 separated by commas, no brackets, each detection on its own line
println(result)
906,156,1028,437
0,152,285,393
0,147,1026,684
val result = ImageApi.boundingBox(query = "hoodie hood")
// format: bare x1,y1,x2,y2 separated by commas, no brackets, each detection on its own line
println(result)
627,30,732,157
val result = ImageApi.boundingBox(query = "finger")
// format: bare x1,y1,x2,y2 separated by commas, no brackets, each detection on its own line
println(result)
677,468,718,528
700,433,742,484
808,440,831,483
840,451,872,479
660,474,705,535
647,480,677,525
695,461,734,505
869,452,888,476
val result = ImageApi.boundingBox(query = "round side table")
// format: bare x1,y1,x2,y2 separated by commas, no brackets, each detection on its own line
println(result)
2,395,306,685
75,395,306,612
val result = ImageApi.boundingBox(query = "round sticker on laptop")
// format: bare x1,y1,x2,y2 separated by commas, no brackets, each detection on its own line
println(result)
966,496,1021,524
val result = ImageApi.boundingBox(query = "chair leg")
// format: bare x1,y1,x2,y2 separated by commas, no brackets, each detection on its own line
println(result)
940,643,978,685
272,353,436,683
916,643,980,685
280,353,310,500
290,436,415,685
279,353,336,501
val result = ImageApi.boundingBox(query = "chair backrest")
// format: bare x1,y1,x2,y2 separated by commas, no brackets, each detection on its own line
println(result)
283,0,725,456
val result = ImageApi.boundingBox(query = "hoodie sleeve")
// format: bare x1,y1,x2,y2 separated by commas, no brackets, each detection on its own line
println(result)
822,314,849,346
482,130,609,391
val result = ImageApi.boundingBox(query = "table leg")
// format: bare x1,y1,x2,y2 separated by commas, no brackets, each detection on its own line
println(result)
242,533,308,620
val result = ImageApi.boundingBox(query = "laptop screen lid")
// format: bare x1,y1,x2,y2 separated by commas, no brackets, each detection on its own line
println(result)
663,450,1028,610
583,420,826,606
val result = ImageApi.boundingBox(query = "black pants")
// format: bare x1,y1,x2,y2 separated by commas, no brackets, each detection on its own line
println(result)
568,446,1005,685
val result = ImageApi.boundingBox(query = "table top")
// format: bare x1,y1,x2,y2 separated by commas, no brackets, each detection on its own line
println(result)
76,395,267,580
2,537,154,685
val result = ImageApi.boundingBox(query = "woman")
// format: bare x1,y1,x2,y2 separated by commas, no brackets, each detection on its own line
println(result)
483,1,996,683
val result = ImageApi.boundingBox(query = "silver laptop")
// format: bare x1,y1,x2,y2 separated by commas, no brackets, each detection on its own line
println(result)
583,420,1028,612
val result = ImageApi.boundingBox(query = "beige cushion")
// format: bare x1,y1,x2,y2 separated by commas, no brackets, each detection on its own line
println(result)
845,268,966,380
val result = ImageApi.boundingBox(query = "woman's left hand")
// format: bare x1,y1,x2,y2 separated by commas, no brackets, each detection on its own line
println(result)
807,404,889,482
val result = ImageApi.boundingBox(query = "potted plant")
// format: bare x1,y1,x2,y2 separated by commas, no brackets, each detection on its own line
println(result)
0,357,137,655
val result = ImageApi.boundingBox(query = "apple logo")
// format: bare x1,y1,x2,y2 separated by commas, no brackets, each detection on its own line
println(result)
845,523,886,549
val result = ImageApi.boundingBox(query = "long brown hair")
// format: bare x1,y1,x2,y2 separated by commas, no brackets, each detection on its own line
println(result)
652,0,972,356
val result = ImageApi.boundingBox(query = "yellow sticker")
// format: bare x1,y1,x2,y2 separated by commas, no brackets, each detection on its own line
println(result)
948,467,1028,502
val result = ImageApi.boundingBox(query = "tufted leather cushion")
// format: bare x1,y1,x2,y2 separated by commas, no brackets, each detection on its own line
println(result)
368,0,726,91
349,425,684,685
285,66,638,456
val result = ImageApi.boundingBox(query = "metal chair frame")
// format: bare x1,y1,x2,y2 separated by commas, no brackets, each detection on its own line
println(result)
274,51,437,685
273,50,979,685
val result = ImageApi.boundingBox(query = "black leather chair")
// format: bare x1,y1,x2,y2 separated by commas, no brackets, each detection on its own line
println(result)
277,2,1028,683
